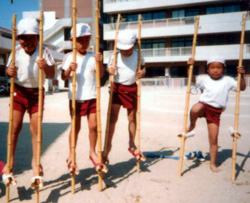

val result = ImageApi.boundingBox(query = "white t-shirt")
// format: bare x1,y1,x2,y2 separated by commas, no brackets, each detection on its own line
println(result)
108,50,145,85
62,52,96,101
7,45,55,88
196,74,237,108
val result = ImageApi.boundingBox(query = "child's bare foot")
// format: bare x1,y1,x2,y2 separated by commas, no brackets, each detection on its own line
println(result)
210,164,220,172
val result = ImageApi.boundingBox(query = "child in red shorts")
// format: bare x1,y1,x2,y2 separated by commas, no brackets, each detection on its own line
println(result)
187,56,246,172
61,23,104,171
4,18,55,178
105,31,146,160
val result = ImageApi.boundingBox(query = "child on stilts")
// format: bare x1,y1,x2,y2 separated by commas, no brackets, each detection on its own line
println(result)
105,31,146,161
2,18,55,179
187,56,246,172
61,23,104,172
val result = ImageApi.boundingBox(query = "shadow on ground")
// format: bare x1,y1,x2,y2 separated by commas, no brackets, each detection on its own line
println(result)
0,122,70,199
4,147,179,202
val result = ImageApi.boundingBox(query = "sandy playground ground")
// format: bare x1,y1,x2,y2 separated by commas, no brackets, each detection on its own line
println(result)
0,86,250,203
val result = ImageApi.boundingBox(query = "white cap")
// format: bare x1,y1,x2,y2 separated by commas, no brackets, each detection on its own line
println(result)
17,18,39,36
207,56,226,66
70,23,91,39
117,31,137,50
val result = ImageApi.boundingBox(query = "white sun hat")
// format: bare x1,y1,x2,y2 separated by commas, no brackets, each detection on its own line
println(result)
70,23,92,39
17,18,39,35
207,56,226,67
117,31,137,50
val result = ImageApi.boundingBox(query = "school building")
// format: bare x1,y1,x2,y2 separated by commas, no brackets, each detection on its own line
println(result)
102,0,250,80
3,0,248,90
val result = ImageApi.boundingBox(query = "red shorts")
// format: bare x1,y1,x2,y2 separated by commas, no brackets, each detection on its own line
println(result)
13,84,44,114
112,82,137,109
199,102,223,126
69,99,96,117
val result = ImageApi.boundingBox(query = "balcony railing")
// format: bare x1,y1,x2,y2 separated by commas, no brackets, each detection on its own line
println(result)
104,44,250,63
104,17,195,32
104,47,192,63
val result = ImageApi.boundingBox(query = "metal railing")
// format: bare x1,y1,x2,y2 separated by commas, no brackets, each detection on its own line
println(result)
142,47,192,57
104,16,195,32
104,47,192,62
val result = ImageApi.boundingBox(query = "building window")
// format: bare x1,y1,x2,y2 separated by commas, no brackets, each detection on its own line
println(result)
225,65,237,77
186,9,200,17
145,67,165,78
64,28,71,41
110,11,166,23
206,4,240,14
141,39,165,49
171,66,198,78
172,9,200,18
172,10,185,18
224,5,240,12
171,37,193,47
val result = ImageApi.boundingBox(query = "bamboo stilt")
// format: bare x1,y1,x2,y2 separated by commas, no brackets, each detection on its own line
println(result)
95,0,103,191
71,0,77,194
178,17,200,176
136,14,142,173
6,14,17,203
34,11,44,203
231,13,246,182
103,14,121,160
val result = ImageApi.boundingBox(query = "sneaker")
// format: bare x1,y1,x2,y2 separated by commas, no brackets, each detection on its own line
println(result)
196,151,205,162
184,151,197,160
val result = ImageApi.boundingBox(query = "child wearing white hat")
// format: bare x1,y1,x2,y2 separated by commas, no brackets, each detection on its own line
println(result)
61,23,104,172
4,18,55,178
105,30,146,161
186,56,246,172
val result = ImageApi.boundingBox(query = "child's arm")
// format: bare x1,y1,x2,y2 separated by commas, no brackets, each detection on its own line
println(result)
237,66,246,91
61,62,77,81
37,58,55,78
187,58,196,83
95,53,104,78
136,66,146,79
5,64,17,77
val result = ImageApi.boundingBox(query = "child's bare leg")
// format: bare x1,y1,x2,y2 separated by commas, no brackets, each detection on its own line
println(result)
68,116,81,162
187,103,204,132
127,108,137,151
30,111,42,176
87,113,98,162
106,104,121,156
2,110,24,174
207,122,220,172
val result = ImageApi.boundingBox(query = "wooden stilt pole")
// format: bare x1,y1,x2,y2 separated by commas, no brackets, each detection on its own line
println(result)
6,14,16,203
71,0,77,194
94,0,104,192
34,11,44,203
136,14,142,173
178,17,200,176
231,13,246,182
103,14,121,161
